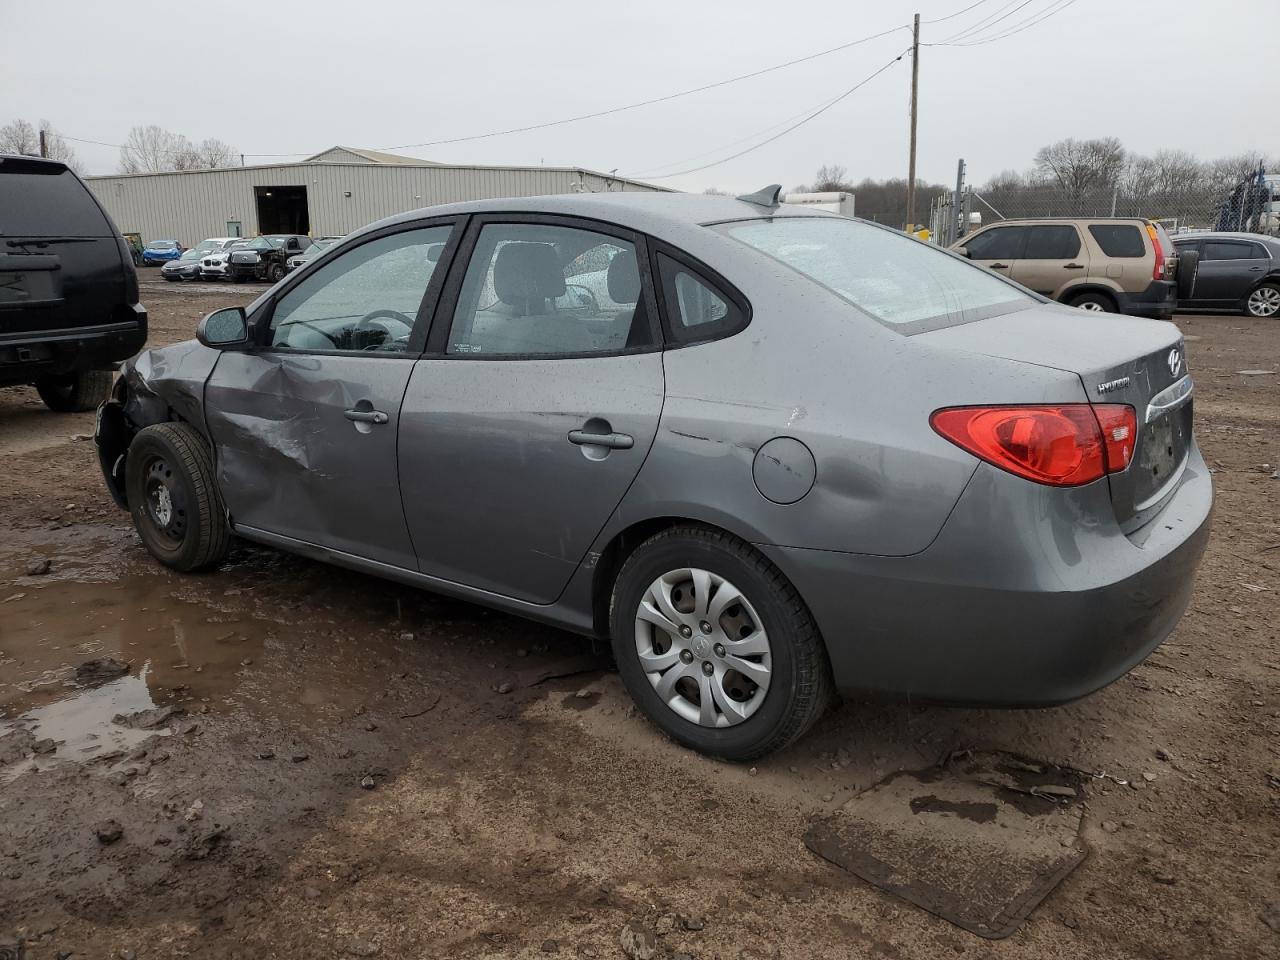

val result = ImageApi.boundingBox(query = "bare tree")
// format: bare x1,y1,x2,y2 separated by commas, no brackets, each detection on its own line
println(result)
1123,150,1205,198
1204,152,1270,192
813,164,851,191
195,138,238,169
119,125,238,173
0,118,82,171
701,186,731,196
1033,137,1126,195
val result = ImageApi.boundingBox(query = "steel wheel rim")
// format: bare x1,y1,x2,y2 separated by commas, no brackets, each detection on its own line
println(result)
1078,301,1105,312
1248,287,1279,317
142,456,187,546
634,568,772,728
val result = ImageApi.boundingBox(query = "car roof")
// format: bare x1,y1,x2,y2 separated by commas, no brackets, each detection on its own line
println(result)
1172,231,1278,244
377,191,839,243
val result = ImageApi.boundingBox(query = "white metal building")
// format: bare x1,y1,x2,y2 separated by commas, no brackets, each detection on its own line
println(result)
85,146,666,246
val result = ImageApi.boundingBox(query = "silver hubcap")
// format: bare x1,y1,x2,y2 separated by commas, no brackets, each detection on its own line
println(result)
154,485,173,527
634,568,772,728
1248,287,1280,317
1078,301,1105,312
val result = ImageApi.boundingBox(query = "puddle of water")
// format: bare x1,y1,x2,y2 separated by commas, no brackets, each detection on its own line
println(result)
1,558,277,771
1,666,171,782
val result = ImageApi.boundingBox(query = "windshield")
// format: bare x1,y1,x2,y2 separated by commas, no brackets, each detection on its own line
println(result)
179,249,201,261
718,217,1034,330
148,240,177,250
191,239,222,254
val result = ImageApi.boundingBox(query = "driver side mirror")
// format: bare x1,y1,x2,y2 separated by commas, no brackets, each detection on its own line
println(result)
197,307,249,349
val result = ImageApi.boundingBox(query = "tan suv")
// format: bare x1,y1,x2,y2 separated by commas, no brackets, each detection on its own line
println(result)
951,217,1184,319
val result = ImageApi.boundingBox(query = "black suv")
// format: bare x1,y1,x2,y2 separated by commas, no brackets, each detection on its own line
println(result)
1,155,146,411
226,235,312,283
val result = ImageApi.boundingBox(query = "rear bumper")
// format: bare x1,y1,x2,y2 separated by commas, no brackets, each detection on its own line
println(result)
0,306,147,385
762,443,1213,706
1117,280,1177,319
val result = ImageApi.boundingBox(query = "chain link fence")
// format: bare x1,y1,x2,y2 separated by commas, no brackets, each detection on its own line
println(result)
925,169,1278,246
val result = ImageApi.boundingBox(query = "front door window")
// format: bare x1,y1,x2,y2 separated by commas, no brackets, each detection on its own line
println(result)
269,227,450,353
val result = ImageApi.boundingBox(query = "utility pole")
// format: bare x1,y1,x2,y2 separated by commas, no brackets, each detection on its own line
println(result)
952,158,966,245
38,127,48,159
905,12,920,232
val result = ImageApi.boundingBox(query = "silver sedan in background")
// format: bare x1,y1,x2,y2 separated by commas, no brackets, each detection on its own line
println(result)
95,190,1212,760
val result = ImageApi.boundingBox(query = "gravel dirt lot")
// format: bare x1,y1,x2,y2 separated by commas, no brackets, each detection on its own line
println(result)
2,280,1277,959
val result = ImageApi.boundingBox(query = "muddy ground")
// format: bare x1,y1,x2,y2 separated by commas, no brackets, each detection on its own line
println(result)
2,280,1277,959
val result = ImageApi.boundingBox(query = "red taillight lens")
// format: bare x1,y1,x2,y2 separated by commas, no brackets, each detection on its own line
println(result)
930,404,1136,487
1146,223,1165,280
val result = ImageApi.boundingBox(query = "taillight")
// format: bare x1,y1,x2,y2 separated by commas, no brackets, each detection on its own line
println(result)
930,404,1136,487
1146,223,1165,280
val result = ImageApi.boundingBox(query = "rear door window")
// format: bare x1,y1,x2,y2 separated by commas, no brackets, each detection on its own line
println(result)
1023,225,1082,259
0,160,112,237
1088,224,1146,258
1202,240,1264,261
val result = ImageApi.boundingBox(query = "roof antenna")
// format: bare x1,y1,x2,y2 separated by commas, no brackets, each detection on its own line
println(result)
737,184,783,207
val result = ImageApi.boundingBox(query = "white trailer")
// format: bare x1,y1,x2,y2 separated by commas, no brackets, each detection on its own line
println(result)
782,191,855,217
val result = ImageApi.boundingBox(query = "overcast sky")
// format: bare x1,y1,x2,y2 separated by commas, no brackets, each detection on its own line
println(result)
1,0,1274,190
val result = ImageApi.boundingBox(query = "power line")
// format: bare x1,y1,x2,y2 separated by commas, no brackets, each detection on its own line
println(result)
628,49,911,180
942,0,1079,45
932,0,1034,43
921,0,994,23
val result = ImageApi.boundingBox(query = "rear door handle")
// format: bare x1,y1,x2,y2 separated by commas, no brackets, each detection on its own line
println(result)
568,429,633,450
344,408,389,425
989,262,1009,269
1064,263,1085,270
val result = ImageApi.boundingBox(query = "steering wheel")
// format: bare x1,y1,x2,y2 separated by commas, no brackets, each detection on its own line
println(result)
355,309,415,351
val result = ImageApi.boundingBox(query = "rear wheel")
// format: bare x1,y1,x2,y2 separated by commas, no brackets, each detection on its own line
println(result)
1245,283,1280,319
125,422,230,572
1069,291,1116,313
609,525,833,761
35,370,113,412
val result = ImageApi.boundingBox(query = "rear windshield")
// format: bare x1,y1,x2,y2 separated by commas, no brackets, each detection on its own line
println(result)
0,160,113,238
717,217,1033,330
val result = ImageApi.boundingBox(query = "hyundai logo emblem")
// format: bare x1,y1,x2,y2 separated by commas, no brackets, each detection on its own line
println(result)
1167,348,1183,377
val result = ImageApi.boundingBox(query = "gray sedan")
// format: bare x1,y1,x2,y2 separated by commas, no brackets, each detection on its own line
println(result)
95,190,1213,760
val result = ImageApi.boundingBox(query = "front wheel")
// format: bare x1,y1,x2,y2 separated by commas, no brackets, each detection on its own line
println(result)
125,422,231,572
609,526,833,761
1245,283,1280,319
35,370,114,412
268,263,286,282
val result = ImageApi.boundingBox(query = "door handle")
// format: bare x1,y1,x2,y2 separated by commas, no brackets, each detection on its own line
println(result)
989,262,1009,269
344,408,389,425
1248,265,1264,272
568,429,633,450
1064,263,1085,270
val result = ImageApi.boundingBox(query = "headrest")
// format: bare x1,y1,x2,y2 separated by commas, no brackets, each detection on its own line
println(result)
494,242,565,308
606,251,640,303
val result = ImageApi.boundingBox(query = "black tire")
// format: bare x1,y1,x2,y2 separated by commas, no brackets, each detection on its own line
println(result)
268,262,286,283
1244,282,1280,319
232,275,247,284
125,422,230,572
35,370,114,412
609,525,833,761
1068,291,1116,313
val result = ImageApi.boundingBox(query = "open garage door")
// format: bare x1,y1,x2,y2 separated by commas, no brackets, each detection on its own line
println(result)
255,185,309,235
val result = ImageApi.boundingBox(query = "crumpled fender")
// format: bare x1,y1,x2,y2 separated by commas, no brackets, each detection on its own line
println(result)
95,338,223,508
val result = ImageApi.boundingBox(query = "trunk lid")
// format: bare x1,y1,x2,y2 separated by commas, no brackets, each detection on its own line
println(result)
917,303,1192,530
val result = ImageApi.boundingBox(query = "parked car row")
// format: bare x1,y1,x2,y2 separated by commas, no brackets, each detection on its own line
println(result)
158,235,343,282
951,217,1280,319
